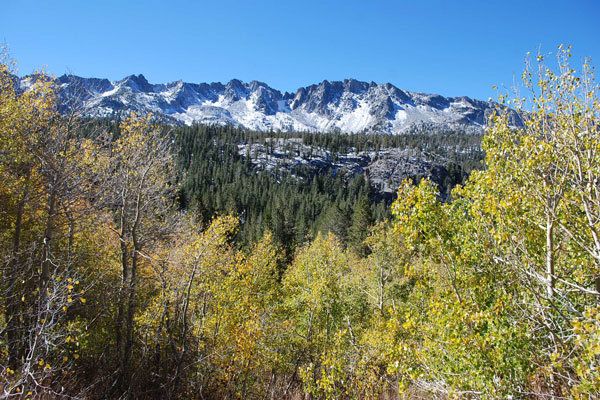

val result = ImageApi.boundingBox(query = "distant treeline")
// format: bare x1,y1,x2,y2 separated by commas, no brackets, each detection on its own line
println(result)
85,119,484,254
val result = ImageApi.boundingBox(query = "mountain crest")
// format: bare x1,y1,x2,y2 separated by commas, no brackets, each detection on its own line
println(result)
41,74,521,133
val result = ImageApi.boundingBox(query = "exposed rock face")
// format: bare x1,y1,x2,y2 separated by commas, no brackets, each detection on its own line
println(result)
20,74,522,134
238,139,451,196
365,149,448,194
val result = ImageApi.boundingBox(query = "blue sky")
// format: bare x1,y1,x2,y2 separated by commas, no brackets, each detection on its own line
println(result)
1,0,599,100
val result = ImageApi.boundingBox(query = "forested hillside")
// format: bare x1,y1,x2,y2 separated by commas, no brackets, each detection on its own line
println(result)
1,47,600,399
86,118,480,255
174,124,480,252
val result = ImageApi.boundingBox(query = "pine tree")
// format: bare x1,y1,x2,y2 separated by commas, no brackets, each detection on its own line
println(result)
348,195,374,256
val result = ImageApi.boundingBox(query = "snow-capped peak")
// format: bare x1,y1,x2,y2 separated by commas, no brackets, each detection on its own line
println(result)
43,74,521,134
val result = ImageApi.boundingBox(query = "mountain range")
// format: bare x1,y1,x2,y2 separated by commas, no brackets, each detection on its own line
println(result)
20,74,521,134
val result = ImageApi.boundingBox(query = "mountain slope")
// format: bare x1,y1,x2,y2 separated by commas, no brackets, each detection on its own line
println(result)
24,74,521,134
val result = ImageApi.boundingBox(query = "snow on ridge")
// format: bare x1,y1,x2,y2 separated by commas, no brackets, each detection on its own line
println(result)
44,74,513,134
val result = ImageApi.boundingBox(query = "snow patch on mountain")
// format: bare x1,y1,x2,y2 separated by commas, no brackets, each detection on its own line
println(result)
42,75,521,134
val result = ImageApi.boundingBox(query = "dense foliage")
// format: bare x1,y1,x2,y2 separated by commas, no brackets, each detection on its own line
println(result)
85,117,479,255
1,46,599,399
173,123,480,252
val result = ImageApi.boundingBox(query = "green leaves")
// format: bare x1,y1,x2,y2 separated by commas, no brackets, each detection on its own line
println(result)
382,46,600,398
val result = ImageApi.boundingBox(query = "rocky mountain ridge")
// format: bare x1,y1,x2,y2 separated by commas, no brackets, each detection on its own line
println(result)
18,74,522,135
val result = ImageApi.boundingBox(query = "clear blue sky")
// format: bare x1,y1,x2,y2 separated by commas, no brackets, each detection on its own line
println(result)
1,0,599,100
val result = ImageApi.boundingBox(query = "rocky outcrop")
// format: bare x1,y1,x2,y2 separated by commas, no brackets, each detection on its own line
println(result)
238,140,451,196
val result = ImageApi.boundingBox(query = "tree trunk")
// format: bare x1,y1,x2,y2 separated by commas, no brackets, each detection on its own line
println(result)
5,188,28,369
39,189,57,325
123,241,138,395
116,211,130,395
546,214,555,299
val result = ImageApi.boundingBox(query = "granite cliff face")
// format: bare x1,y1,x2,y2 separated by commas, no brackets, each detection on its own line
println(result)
238,139,454,197
22,74,521,134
